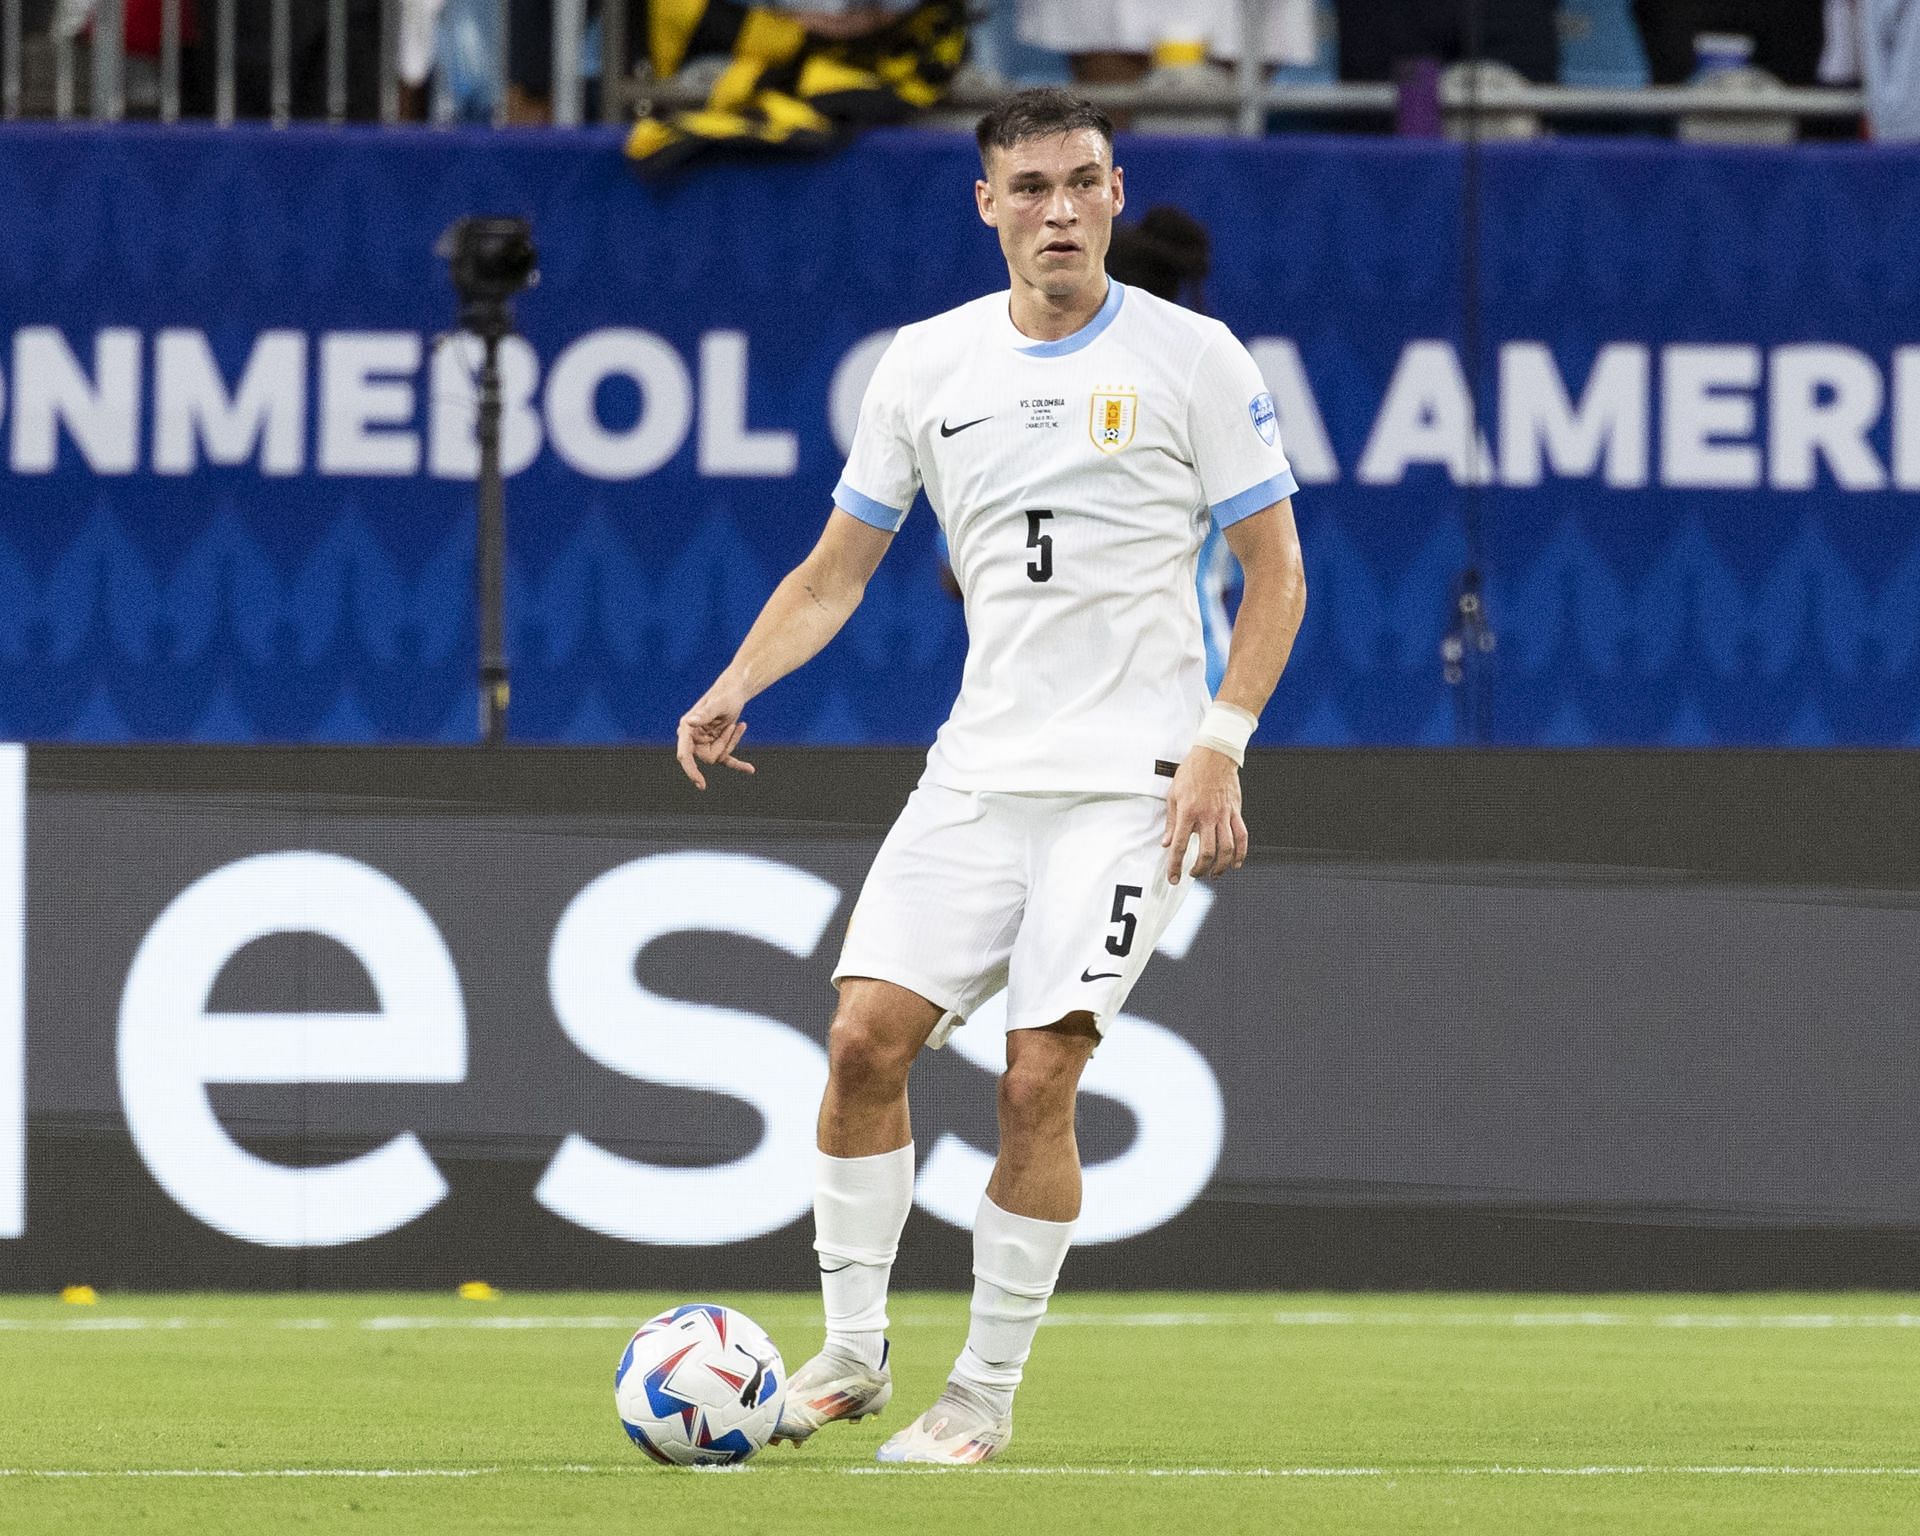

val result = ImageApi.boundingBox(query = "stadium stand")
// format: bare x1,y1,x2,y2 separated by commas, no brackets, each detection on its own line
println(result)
5,0,1880,137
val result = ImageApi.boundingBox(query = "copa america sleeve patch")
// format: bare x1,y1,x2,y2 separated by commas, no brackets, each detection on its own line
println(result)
1249,392,1278,446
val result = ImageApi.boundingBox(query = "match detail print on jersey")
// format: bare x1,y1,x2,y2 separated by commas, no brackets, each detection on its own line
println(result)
831,280,1299,798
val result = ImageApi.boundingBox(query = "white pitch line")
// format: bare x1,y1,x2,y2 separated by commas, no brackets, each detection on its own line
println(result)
447,1308,1920,1331
843,1466,1351,1479
362,1315,634,1331
5,1310,1920,1335
5,1464,1920,1481
1448,1465,1920,1478
0,1468,500,1480
0,1318,199,1332
1262,1311,1920,1330
1037,1312,1259,1328
844,1465,1920,1479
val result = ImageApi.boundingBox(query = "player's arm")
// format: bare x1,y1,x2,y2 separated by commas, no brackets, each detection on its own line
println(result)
1164,498,1306,880
1213,497,1306,724
675,508,895,789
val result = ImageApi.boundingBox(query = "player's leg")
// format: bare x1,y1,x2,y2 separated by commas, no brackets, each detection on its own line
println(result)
876,1015,1094,1464
816,982,938,1357
817,976,941,1159
779,785,1025,1446
984,1012,1097,1217
775,978,941,1444
960,1019,1097,1415
878,792,1195,1463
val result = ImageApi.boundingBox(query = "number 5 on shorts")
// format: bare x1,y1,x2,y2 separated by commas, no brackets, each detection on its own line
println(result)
1106,883,1143,956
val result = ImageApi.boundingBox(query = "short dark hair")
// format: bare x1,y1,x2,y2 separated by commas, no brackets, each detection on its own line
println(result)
975,88,1114,173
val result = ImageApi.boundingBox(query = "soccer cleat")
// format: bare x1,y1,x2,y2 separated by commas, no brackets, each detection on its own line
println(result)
768,1342,893,1445
874,1380,1012,1465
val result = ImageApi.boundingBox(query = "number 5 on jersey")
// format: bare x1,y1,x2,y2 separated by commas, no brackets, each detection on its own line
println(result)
1025,508,1053,583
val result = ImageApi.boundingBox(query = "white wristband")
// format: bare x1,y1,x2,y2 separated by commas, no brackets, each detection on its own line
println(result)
1193,702,1257,766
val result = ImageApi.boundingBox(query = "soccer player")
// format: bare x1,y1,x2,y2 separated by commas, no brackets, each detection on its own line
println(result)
675,86,1307,1465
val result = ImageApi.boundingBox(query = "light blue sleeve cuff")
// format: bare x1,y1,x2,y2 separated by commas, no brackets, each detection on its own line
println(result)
833,479,909,533
1210,469,1299,528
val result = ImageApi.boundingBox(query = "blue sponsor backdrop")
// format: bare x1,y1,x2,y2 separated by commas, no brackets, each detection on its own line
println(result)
0,123,1913,746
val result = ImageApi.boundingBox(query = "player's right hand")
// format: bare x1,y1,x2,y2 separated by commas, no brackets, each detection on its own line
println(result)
676,681,756,790
1163,748,1248,882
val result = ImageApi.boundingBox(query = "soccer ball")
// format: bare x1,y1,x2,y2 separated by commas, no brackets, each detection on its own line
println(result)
614,1303,787,1466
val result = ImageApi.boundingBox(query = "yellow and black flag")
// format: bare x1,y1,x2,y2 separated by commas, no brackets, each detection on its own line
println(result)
626,0,970,175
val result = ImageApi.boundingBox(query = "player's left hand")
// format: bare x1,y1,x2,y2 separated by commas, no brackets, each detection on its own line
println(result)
1163,748,1248,883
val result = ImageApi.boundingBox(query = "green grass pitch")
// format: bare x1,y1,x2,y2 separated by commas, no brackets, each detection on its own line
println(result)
3,1291,1917,1534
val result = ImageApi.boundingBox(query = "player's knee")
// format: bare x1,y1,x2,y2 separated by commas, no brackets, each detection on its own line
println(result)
997,1058,1076,1137
826,1007,917,1099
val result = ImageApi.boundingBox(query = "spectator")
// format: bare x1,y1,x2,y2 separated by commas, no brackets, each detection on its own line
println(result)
9,1,54,99
121,0,189,57
1336,0,1559,83
178,0,383,118
1017,0,1317,97
504,0,919,123
1107,203,1212,310
1631,0,1824,84
1827,0,1920,138
506,0,614,124
53,0,381,117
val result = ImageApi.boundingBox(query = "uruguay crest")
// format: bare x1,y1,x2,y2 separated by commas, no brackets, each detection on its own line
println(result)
1089,388,1138,454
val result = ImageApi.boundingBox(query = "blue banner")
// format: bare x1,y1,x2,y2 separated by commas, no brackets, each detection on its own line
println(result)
0,123,1914,745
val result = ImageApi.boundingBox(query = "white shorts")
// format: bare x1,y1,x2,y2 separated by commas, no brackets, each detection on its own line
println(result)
833,783,1196,1047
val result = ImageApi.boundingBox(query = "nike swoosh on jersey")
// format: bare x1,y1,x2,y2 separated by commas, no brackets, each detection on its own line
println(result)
939,416,991,437
1080,967,1123,983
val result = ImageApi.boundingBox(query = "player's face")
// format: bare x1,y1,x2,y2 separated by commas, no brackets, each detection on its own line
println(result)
975,130,1125,302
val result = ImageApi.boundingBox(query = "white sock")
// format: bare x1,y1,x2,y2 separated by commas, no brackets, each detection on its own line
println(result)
949,1194,1074,1417
813,1144,915,1372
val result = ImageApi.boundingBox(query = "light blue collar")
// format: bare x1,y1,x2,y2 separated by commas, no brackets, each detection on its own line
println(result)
1013,280,1125,358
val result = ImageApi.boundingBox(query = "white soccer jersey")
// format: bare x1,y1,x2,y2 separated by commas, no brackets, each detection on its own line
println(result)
834,280,1296,799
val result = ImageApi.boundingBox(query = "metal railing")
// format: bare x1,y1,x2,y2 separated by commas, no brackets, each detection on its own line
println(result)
0,0,1868,136
7,0,634,126
891,72,1868,131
